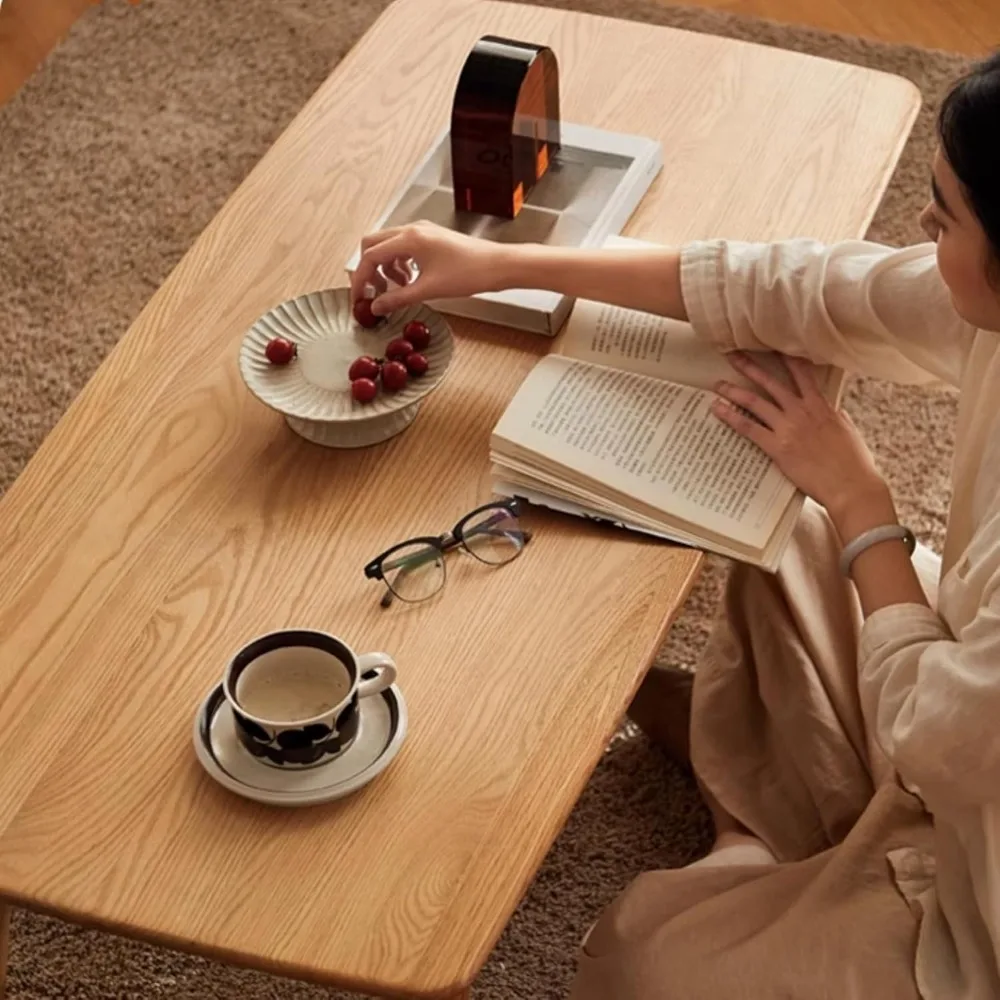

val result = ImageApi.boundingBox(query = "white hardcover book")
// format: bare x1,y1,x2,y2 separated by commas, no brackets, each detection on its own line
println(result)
344,123,663,335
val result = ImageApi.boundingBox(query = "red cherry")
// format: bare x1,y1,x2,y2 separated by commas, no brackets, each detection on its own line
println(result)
348,355,381,381
385,338,414,362
353,297,382,329
381,360,409,392
351,377,378,403
403,320,431,350
265,337,297,365
405,352,429,377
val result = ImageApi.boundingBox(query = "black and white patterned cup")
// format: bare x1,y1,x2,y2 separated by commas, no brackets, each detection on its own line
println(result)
222,629,396,769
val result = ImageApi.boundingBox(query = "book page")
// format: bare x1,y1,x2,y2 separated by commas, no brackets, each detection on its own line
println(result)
492,355,796,547
557,297,735,391
557,235,838,400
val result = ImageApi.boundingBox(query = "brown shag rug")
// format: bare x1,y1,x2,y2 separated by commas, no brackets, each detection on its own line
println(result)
0,0,971,997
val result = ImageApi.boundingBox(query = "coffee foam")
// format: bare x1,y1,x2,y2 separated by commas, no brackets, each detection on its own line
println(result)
235,645,350,722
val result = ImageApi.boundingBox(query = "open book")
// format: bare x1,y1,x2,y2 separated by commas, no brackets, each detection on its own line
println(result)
490,240,845,571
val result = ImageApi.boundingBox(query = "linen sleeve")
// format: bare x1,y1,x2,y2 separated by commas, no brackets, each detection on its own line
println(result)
858,586,1000,805
679,238,975,388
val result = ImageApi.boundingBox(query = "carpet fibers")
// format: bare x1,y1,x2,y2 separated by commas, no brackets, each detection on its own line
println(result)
0,1,971,996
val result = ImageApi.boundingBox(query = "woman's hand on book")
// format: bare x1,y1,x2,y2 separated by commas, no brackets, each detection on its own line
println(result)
711,353,890,530
351,221,507,317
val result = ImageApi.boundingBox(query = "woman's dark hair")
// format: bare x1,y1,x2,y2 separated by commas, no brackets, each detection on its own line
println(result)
939,51,1000,276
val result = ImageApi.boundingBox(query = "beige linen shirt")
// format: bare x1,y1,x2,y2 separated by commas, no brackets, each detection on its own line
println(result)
681,238,999,999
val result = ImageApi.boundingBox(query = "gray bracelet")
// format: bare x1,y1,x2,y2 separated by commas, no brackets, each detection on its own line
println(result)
839,524,916,577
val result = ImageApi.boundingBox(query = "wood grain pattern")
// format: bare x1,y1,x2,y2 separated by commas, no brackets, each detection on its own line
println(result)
0,0,919,996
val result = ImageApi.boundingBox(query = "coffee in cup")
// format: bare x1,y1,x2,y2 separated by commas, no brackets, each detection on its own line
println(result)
223,629,396,769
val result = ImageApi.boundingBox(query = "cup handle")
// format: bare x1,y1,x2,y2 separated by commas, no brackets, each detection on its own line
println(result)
356,652,397,699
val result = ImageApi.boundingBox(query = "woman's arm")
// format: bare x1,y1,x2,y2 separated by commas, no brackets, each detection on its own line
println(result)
493,243,689,322
353,224,974,388
673,238,969,388
713,353,998,805
497,238,967,386
827,485,929,616
858,578,1000,806
352,224,687,319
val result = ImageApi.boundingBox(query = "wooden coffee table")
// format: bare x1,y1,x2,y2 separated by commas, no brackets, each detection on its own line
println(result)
0,1,918,996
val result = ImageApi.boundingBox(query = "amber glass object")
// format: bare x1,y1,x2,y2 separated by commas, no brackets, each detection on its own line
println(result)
450,36,561,219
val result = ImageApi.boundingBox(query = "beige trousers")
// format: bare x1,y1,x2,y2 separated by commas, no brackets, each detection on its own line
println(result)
571,502,937,1000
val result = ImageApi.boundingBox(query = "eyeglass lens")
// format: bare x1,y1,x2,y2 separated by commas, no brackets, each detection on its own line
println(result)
460,506,526,565
381,541,446,603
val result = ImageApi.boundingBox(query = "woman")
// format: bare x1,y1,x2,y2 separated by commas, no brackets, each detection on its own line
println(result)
351,53,1000,999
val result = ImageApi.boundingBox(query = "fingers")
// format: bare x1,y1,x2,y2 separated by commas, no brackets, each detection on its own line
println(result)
367,270,388,299
350,258,376,306
371,258,419,314
351,229,393,303
711,398,769,448
726,352,797,407
713,380,781,429
360,227,402,254
383,257,412,288
351,230,415,305
785,355,823,400
370,281,424,316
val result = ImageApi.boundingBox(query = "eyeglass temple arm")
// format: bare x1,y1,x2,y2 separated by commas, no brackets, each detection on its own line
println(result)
462,513,533,544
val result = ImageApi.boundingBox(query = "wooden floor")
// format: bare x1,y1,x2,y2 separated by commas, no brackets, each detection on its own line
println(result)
0,0,996,106
0,0,89,105
696,0,997,54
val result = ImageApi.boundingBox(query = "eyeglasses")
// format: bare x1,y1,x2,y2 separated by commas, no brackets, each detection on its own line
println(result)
364,499,531,607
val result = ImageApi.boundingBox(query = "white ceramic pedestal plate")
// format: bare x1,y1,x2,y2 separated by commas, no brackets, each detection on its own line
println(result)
239,288,454,448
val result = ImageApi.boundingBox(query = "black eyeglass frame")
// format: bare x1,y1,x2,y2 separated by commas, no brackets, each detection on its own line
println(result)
363,498,532,607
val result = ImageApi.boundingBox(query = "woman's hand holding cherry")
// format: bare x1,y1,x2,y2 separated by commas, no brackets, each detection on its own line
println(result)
350,221,504,318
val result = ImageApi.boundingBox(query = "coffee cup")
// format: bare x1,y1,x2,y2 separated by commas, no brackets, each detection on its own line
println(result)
222,629,396,769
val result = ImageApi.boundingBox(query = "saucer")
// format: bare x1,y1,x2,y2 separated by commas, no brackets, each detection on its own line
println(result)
193,683,408,806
